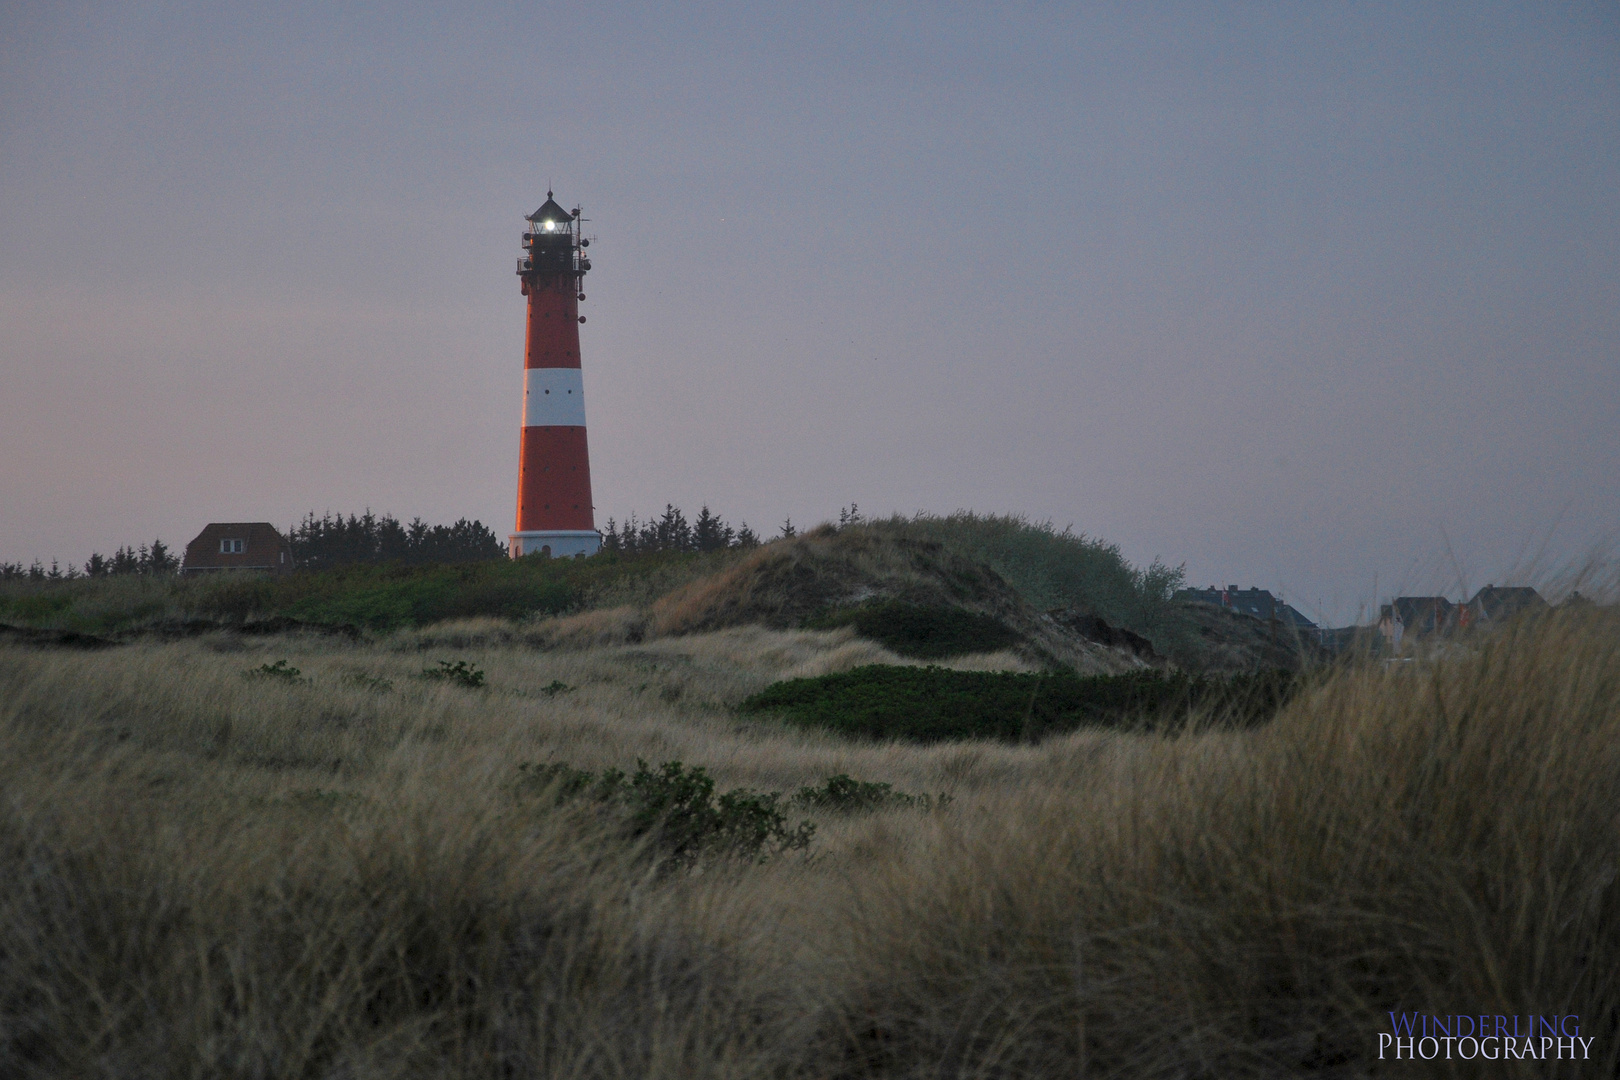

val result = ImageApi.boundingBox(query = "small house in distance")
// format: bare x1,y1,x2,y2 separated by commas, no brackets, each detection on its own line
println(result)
182,523,293,576
1465,585,1547,626
1378,596,1454,645
1376,585,1548,649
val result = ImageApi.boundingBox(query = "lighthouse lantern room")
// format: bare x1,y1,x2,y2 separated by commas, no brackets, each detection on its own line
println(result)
509,191,601,558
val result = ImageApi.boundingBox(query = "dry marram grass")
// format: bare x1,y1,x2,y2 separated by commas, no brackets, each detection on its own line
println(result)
0,609,1616,1077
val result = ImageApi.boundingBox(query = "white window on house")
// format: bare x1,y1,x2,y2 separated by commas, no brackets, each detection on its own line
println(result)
221,538,245,554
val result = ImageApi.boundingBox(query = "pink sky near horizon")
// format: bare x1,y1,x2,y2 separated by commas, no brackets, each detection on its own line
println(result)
2,1,1616,625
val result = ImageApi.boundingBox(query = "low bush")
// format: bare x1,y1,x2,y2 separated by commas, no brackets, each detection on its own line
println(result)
243,659,306,684
420,660,485,689
739,665,1299,743
791,774,948,813
805,600,1021,659
515,759,815,867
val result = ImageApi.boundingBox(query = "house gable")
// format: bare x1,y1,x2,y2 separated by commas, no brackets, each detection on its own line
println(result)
182,522,293,574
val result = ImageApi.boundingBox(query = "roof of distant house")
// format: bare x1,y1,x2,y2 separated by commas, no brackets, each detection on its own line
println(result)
1466,585,1547,620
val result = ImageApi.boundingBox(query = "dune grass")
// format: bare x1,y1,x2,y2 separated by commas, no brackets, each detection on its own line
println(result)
867,512,1186,639
0,608,1615,1076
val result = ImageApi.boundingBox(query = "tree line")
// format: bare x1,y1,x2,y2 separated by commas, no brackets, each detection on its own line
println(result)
600,505,765,555
287,511,506,571
1,542,179,582
0,512,507,581
3,503,806,581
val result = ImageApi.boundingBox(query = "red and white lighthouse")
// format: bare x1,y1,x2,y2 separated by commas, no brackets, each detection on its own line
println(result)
510,191,601,558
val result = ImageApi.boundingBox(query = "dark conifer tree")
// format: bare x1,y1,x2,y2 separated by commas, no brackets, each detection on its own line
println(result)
653,505,691,552
147,539,178,574
693,505,734,552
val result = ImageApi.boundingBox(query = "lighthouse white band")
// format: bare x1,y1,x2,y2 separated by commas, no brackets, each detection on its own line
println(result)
509,530,602,559
522,367,588,428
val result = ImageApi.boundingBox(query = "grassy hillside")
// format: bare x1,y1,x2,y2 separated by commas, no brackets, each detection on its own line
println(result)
1,516,1329,675
2,516,1211,671
0,607,1615,1076
868,512,1186,635
639,523,1155,673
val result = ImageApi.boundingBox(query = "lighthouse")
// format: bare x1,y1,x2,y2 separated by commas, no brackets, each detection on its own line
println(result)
509,191,601,558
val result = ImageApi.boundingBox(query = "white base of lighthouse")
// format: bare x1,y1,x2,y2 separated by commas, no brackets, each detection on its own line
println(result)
509,530,602,559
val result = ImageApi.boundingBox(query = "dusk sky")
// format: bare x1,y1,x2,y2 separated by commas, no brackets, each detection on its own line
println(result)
3,2,1616,624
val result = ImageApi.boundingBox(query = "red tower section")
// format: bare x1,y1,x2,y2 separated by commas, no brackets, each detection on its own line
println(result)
510,192,600,558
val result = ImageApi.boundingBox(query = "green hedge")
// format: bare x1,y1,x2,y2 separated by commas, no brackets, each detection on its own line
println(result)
0,548,728,634
805,601,1022,659
739,665,1298,743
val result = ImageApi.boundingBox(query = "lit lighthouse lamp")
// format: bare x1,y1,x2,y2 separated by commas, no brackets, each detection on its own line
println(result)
509,191,601,558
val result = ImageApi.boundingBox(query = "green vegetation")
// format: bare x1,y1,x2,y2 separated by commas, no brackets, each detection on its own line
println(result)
804,600,1021,658
1,539,179,582
0,512,1286,673
244,659,306,684
515,759,815,867
601,503,762,554
791,773,947,813
865,512,1186,641
420,660,486,689
287,511,505,569
0,546,739,635
512,760,938,866
2,512,1190,652
243,560,575,629
740,665,1299,743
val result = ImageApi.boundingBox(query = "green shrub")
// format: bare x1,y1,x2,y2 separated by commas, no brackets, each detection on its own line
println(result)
515,759,815,866
739,665,1299,743
264,550,733,630
0,573,182,635
420,660,485,689
5,593,77,622
806,601,1021,659
244,659,306,684
791,774,948,813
